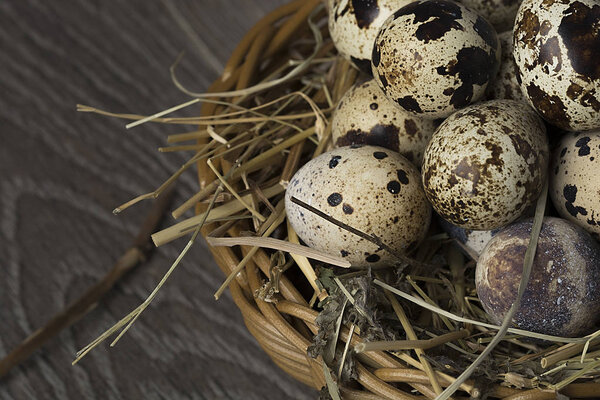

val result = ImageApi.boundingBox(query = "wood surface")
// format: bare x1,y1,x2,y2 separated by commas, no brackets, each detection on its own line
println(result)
0,1,315,398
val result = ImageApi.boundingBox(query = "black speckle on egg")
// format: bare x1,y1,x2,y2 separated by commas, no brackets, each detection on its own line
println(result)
329,155,342,169
394,0,464,44
564,184,588,217
373,151,388,159
564,184,577,203
342,203,354,214
397,169,409,184
436,46,498,109
558,1,600,81
370,102,379,110
473,15,497,49
396,96,423,113
379,74,388,89
327,193,343,206
387,181,401,194
340,250,349,257
353,0,380,29
372,44,381,67
575,136,591,156
365,253,380,263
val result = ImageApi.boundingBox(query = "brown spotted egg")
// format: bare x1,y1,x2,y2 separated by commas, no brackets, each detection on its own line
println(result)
513,0,600,131
327,0,414,73
486,31,529,104
422,100,549,230
371,0,500,119
332,80,437,165
476,217,600,337
458,0,523,32
285,145,431,268
550,131,600,240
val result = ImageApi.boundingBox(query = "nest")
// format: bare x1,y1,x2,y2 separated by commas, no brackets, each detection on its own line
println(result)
72,1,600,399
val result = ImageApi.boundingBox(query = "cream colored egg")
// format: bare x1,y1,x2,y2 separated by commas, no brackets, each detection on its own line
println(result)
372,0,500,118
513,0,600,131
332,80,437,165
285,145,431,268
458,0,522,32
550,131,600,240
422,100,549,230
486,31,528,104
327,0,414,73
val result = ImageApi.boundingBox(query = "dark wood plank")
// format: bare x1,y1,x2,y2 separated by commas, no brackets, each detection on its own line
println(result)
0,1,316,398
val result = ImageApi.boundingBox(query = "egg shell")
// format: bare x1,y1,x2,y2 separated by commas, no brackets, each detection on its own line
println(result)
550,131,600,240
285,145,431,268
476,217,600,337
438,216,499,256
328,0,414,73
332,80,437,165
371,0,500,118
486,31,529,104
513,0,600,131
422,100,549,230
458,0,523,32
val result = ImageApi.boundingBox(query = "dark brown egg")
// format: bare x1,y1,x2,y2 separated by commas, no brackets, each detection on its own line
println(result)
476,217,600,337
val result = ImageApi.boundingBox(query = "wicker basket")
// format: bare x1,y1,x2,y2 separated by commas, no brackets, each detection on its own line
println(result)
192,1,600,399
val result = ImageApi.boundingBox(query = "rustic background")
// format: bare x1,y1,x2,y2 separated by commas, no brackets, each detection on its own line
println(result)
0,1,316,398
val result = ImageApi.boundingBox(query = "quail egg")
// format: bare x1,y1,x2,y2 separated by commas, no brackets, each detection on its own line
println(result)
513,0,600,131
550,131,600,240
422,100,549,230
372,0,500,118
328,0,414,73
285,145,431,268
458,0,522,32
486,31,529,104
332,80,437,164
476,217,600,337
438,216,499,256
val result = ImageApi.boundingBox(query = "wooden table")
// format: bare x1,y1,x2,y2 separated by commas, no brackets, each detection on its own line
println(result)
0,1,315,398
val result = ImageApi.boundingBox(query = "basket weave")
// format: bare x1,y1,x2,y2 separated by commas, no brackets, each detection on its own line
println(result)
193,2,600,399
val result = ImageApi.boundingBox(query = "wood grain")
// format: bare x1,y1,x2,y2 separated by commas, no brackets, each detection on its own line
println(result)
0,1,315,398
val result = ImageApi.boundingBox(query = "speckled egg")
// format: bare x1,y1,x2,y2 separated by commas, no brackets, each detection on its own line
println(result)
513,0,600,131
476,217,600,337
285,145,431,268
486,31,529,104
332,80,437,165
458,0,523,32
438,216,499,256
422,100,549,230
550,131,600,240
371,0,500,118
327,0,414,73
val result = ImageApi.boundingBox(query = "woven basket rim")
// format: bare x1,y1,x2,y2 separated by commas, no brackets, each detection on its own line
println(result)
193,2,600,399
